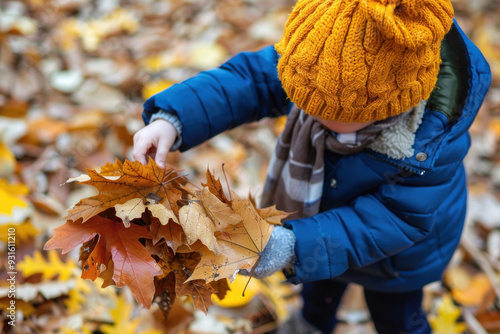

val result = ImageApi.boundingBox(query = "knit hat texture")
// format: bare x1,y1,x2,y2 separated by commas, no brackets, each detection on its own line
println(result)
276,0,454,122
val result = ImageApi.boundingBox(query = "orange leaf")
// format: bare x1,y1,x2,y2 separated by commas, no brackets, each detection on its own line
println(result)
99,158,124,177
44,212,161,308
65,158,187,223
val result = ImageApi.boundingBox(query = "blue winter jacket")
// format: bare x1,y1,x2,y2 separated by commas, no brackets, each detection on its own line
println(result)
143,21,491,292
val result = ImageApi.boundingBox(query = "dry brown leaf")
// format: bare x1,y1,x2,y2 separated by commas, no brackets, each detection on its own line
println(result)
65,158,187,223
256,205,291,225
149,217,185,253
199,188,242,229
187,193,273,283
178,200,218,253
209,279,231,300
158,246,215,314
201,168,230,205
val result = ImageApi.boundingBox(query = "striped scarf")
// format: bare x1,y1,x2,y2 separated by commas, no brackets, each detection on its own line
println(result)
260,106,399,219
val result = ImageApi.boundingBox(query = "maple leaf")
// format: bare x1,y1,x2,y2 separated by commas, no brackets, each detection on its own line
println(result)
99,158,124,176
178,188,242,253
157,246,215,314
256,205,291,225
65,158,187,223
199,188,242,229
209,278,230,300
115,196,179,228
43,212,161,308
201,167,230,205
149,216,185,253
178,199,219,253
187,194,274,283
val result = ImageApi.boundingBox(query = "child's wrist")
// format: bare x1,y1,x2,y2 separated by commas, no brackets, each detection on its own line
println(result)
150,111,183,151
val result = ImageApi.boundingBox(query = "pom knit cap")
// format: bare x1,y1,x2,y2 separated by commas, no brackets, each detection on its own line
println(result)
276,0,455,123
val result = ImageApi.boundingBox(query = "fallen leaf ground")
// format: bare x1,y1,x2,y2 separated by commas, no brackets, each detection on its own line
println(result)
1,0,500,333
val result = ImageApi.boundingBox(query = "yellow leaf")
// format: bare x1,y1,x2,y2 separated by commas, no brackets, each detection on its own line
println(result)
142,80,175,100
0,221,38,242
0,142,16,177
0,179,30,223
429,294,467,334
64,279,92,313
61,327,92,334
0,297,35,316
18,250,77,281
101,293,140,334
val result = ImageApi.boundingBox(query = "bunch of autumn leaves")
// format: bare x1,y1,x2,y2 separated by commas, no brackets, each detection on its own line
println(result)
44,158,289,314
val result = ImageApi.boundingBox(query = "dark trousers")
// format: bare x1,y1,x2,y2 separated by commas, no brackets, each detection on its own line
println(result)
301,279,431,334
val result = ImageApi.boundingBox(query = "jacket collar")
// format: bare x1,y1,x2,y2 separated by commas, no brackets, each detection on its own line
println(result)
365,20,492,175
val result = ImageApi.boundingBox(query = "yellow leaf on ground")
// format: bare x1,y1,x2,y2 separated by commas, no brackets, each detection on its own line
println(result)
64,278,92,313
101,293,140,334
0,141,16,177
429,294,467,334
18,250,77,281
0,221,38,242
0,179,30,223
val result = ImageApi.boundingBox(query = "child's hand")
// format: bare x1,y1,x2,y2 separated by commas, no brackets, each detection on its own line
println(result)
133,119,178,168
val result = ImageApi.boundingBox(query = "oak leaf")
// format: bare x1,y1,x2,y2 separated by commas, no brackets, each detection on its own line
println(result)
65,158,186,223
18,250,77,281
43,212,161,307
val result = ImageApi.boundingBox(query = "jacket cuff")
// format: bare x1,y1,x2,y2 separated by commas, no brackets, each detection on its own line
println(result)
282,217,334,284
150,111,183,151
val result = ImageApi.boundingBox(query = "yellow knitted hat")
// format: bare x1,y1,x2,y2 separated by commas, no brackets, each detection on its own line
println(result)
276,0,454,122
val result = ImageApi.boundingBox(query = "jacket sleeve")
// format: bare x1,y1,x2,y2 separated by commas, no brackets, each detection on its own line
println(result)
282,166,464,284
142,46,289,152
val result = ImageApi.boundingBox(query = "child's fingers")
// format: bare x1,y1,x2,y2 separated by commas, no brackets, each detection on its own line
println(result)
133,139,152,165
155,137,169,168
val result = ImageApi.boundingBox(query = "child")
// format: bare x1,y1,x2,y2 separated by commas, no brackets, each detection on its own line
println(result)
133,0,491,333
